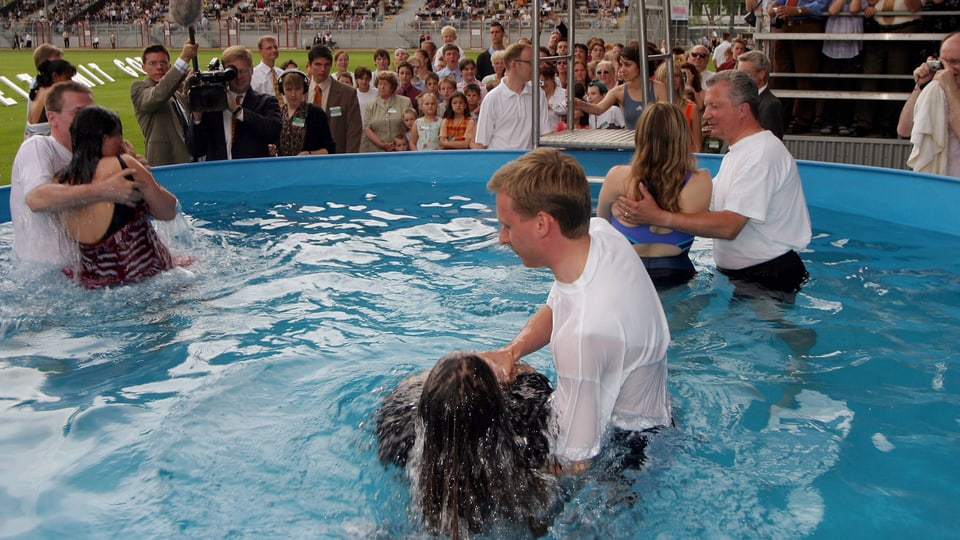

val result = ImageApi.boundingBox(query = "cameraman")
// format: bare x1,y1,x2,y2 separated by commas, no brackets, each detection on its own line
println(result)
187,45,282,161
131,40,197,166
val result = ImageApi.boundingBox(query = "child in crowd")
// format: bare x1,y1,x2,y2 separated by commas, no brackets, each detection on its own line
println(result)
437,76,457,117
438,91,475,150
424,72,440,97
338,72,354,87
556,83,589,131
464,84,482,119
586,80,625,129
402,107,417,150
393,134,409,151
457,58,487,99
411,92,441,150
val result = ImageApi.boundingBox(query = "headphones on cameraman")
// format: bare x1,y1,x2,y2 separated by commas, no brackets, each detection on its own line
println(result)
277,69,309,95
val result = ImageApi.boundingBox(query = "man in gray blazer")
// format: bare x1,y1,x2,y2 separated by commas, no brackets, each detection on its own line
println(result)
131,41,198,166
306,45,361,153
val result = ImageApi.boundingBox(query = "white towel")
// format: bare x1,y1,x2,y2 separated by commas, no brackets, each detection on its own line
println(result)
907,81,949,176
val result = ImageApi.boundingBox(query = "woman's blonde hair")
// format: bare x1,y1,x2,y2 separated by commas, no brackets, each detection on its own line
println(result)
654,62,686,105
630,102,696,213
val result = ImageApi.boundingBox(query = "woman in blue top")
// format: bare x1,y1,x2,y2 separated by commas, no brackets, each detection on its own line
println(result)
597,103,712,289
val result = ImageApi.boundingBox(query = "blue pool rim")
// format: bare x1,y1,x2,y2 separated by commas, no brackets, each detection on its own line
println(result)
2,150,959,237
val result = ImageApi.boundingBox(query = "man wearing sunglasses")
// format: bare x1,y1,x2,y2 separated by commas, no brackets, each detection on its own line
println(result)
688,45,715,84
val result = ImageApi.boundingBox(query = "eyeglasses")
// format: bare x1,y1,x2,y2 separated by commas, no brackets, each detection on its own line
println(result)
689,52,708,59
596,70,611,75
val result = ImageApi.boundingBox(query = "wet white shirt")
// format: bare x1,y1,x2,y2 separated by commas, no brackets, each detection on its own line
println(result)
10,135,74,266
547,218,671,462
711,130,812,269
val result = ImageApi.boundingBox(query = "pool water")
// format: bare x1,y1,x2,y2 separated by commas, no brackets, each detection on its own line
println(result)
0,180,957,538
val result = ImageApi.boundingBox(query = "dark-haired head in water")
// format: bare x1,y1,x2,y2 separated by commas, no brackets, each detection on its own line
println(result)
376,351,555,538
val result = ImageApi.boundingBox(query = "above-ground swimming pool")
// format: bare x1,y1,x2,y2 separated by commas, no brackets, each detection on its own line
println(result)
0,151,958,538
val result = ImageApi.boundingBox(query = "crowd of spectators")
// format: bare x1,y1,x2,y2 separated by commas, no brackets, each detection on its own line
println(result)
1,0,406,27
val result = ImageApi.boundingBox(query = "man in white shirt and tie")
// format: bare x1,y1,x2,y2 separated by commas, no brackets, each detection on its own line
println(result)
251,35,284,105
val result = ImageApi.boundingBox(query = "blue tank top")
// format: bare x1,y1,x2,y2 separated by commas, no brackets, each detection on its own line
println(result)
611,171,695,251
621,80,657,131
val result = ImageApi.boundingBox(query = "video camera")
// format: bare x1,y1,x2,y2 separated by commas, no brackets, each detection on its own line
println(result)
187,58,237,113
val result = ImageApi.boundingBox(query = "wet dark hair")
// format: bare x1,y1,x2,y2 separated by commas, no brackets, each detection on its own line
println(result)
416,352,553,537
31,59,75,101
58,105,122,186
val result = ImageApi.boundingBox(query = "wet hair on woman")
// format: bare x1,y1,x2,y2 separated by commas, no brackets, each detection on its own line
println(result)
59,105,122,186
375,351,556,537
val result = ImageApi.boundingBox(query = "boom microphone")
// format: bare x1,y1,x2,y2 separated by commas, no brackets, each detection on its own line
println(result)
169,0,203,71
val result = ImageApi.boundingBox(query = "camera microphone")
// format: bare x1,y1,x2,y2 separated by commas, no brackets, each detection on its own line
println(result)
169,0,203,71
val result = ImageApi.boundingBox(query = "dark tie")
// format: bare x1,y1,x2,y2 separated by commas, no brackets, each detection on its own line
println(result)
171,96,188,137
231,94,242,145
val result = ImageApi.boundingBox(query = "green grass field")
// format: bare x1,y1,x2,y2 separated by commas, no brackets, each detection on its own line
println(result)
0,47,392,186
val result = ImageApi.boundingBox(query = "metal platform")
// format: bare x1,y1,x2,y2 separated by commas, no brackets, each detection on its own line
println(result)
540,129,637,150
539,129,913,170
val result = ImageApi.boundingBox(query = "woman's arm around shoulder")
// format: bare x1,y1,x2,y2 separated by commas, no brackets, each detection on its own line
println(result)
678,168,712,214
123,153,178,221
596,164,631,220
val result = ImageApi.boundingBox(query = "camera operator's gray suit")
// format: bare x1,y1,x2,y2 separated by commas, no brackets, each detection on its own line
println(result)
131,66,192,166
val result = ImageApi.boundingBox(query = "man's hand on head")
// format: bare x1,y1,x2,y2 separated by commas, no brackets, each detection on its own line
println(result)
479,349,518,383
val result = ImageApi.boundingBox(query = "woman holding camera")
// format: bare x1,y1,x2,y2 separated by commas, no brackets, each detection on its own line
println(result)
274,69,336,156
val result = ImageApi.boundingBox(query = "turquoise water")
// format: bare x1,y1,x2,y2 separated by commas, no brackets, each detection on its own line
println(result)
0,179,958,538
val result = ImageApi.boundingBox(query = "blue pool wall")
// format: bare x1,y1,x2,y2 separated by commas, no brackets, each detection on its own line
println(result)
2,151,959,236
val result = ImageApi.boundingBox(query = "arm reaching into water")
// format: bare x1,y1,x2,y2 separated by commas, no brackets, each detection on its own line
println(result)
481,305,552,382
